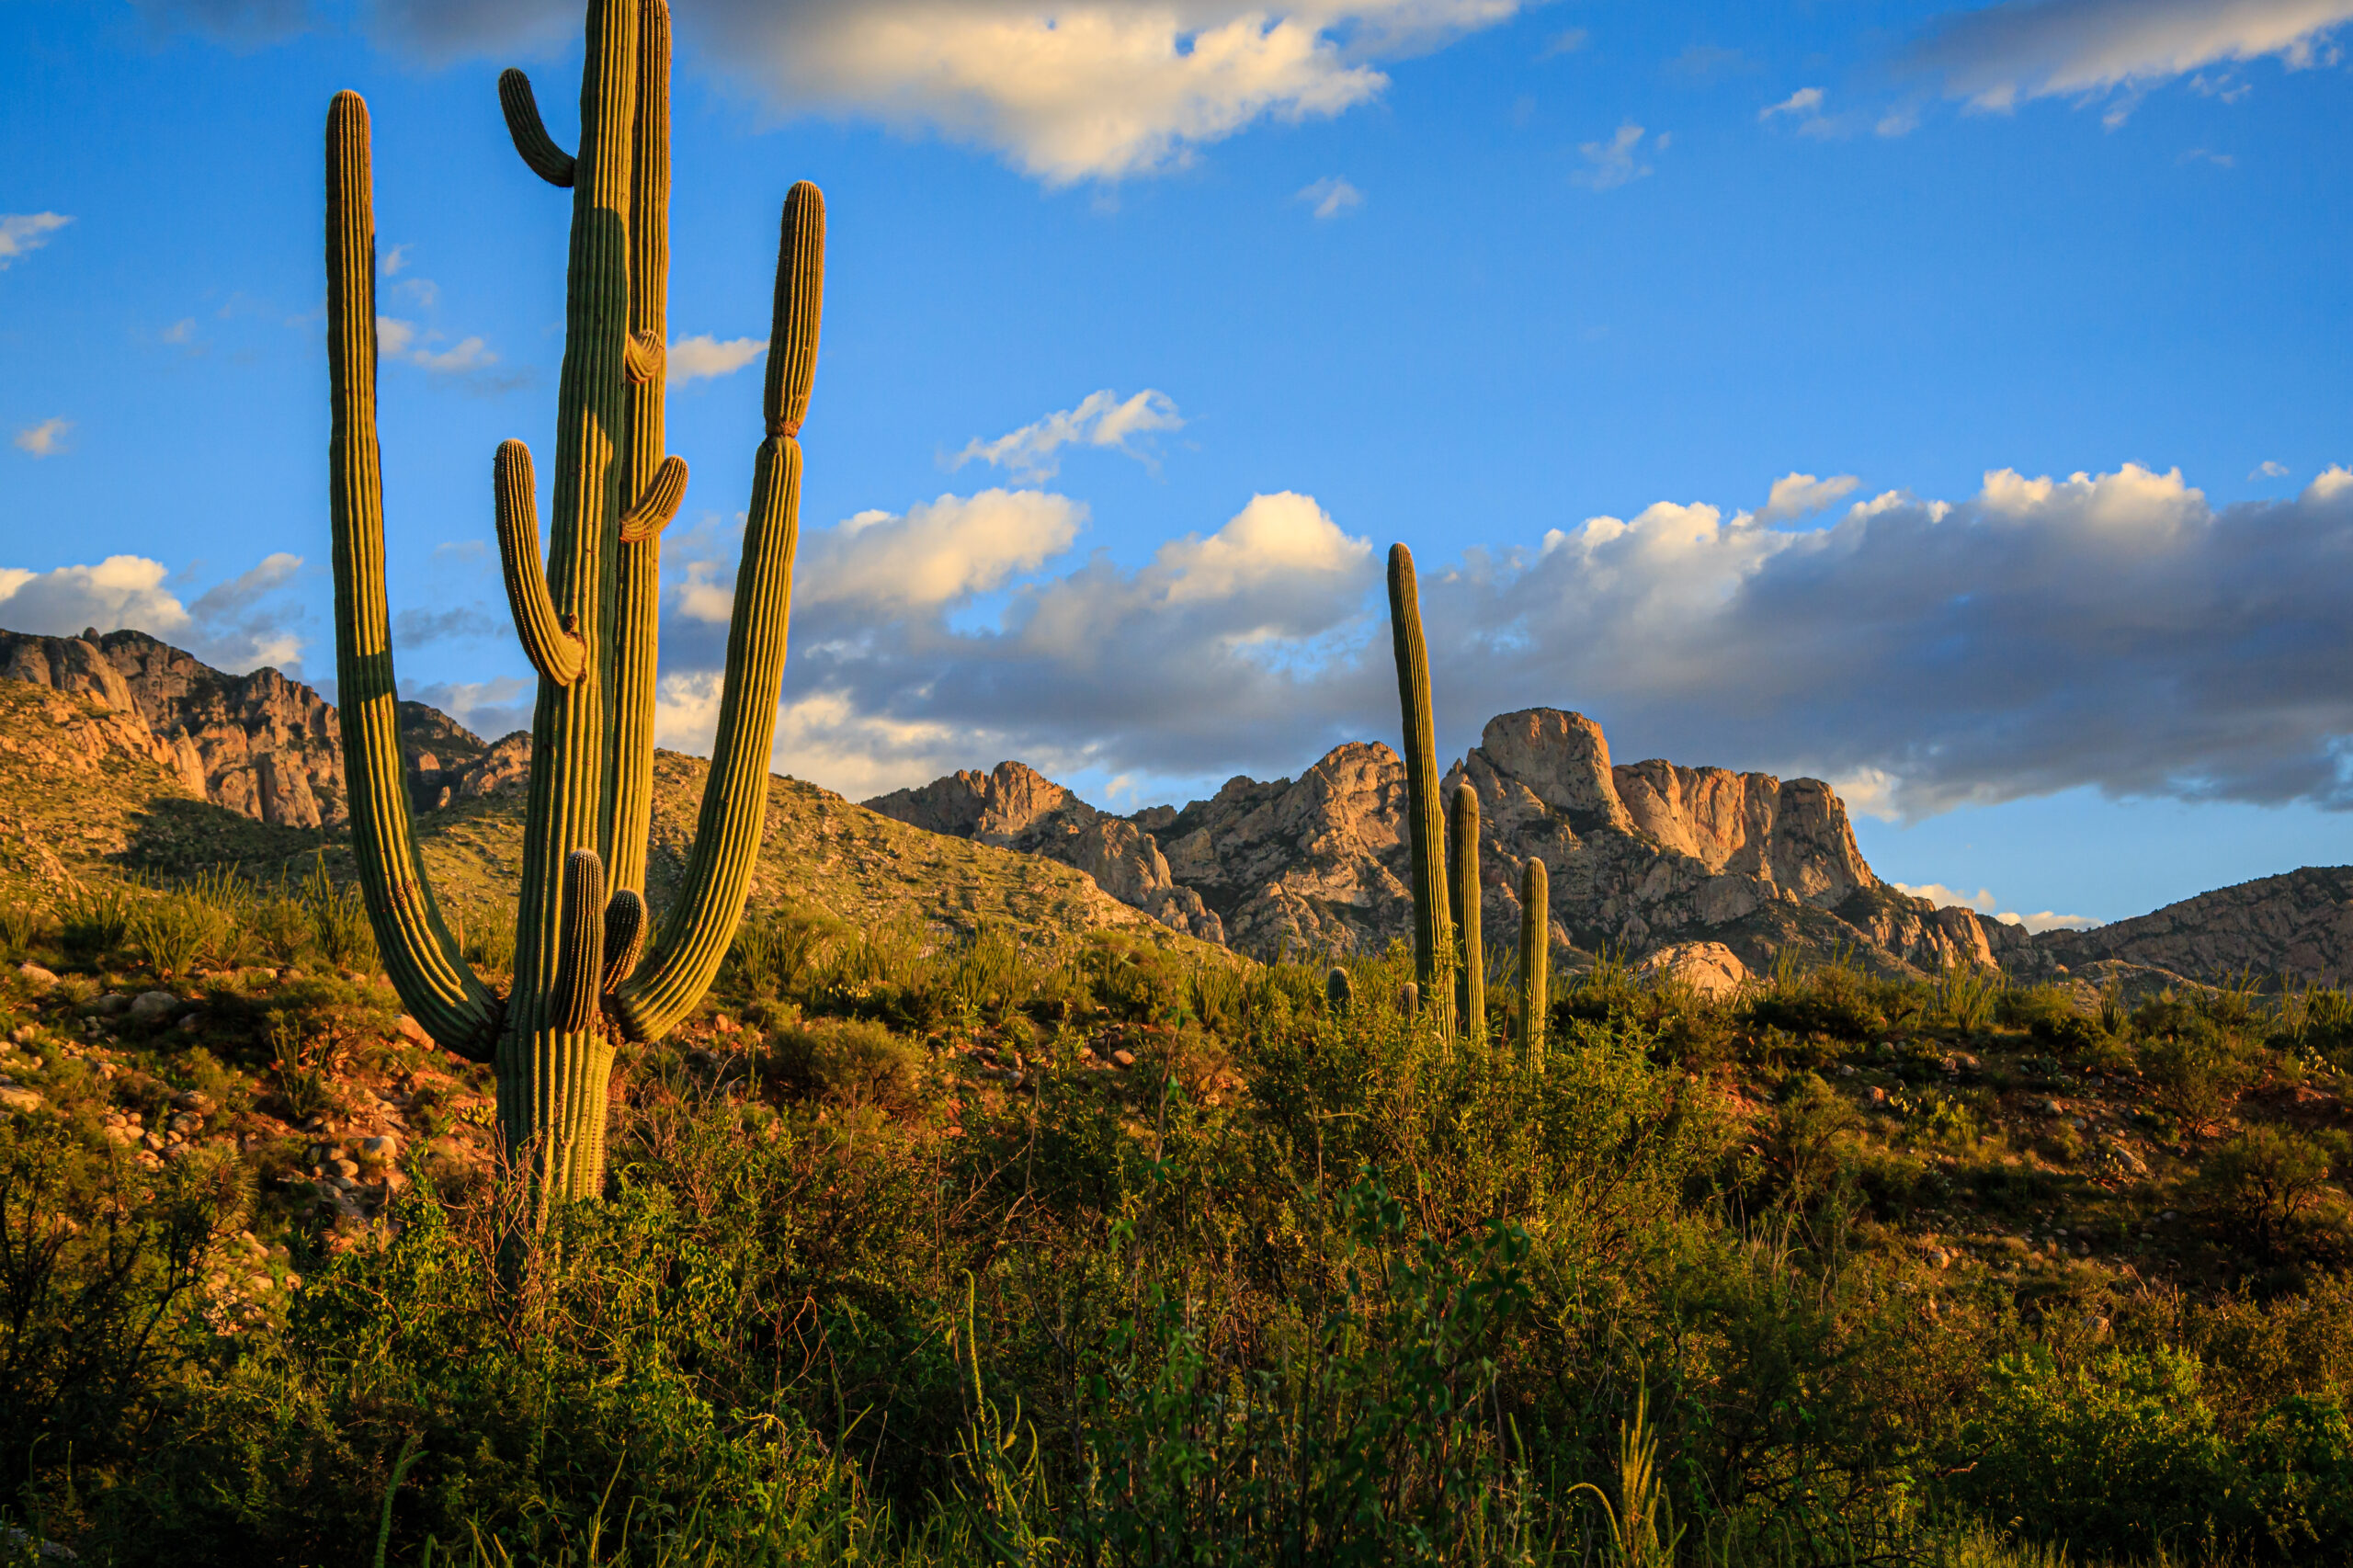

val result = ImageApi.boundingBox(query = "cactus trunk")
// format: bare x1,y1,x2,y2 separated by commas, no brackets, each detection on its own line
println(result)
1386,544,1454,1040
324,0,824,1207
1519,858,1548,1065
1449,782,1483,1041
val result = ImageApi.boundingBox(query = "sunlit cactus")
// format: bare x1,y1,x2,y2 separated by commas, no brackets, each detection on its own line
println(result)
1386,544,1454,1039
1519,858,1548,1065
324,0,824,1204
1449,781,1483,1040
1325,964,1353,1014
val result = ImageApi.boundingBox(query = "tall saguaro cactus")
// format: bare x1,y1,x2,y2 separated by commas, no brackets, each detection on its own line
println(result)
1519,858,1548,1065
1449,782,1483,1040
325,0,824,1203
1387,544,1454,1040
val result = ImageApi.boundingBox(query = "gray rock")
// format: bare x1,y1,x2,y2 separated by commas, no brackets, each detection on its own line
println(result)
15,962,57,987
0,1085,45,1114
127,990,180,1024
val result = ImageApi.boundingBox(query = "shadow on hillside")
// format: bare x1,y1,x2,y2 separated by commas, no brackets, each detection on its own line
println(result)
115,796,337,880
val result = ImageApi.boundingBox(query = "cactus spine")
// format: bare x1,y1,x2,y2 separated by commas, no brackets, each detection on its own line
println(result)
1518,858,1548,1064
1449,782,1483,1040
324,0,822,1204
1386,544,1454,1039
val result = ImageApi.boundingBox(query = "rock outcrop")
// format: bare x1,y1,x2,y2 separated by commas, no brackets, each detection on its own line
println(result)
2031,868,2353,986
865,762,1224,943
881,708,2013,976
0,627,527,826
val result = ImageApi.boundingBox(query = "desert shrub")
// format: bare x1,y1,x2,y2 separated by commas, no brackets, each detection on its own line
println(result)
57,881,136,966
125,887,230,980
450,899,517,976
0,899,44,960
1759,1073,1860,1202
767,1017,927,1110
724,903,840,1001
1932,965,2005,1032
1079,933,1182,1025
2000,982,2078,1033
941,925,1029,1022
1942,1346,2237,1558
1743,954,1887,1044
2199,1126,2335,1259
297,864,376,973
2140,1005,2254,1136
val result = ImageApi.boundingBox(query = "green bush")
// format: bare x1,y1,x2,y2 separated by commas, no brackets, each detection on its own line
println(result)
2140,1006,2254,1136
767,1016,928,1110
2198,1125,2334,1259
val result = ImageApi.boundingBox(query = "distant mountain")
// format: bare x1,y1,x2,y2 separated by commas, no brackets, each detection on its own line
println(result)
871,708,2033,978
2033,867,2353,987
0,628,522,827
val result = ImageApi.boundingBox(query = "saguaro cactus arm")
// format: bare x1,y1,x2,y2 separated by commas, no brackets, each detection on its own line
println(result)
617,454,688,543
1450,781,1484,1038
493,441,586,686
1387,543,1455,1038
324,91,501,1062
498,69,577,187
551,850,608,1035
601,889,645,991
1519,858,1549,1063
614,183,823,1042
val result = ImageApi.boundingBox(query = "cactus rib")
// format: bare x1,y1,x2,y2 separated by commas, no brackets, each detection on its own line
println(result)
1386,543,1455,1040
494,440,586,685
498,69,577,187
324,90,499,1061
1450,781,1483,1039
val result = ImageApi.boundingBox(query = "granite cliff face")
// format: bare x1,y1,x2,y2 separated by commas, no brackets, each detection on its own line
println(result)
866,762,1224,942
2031,868,2353,986
876,708,2017,975
0,628,526,826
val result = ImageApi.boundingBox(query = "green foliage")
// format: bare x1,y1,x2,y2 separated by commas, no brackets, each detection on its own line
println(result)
767,1016,928,1110
2138,998,2254,1136
2198,1125,2335,1259
0,900,43,961
58,881,136,965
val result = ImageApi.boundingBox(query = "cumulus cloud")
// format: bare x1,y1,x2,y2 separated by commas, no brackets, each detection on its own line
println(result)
14,419,72,459
954,390,1184,482
1912,0,2353,111
1760,471,1861,523
1297,175,1364,218
0,551,308,673
404,676,535,742
1893,881,2100,934
667,334,767,384
0,213,72,269
1573,123,1654,189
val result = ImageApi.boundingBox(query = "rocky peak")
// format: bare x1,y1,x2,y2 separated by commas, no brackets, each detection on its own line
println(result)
2029,867,2353,985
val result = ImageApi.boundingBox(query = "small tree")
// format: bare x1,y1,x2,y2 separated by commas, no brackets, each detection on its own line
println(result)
2198,1125,2333,1259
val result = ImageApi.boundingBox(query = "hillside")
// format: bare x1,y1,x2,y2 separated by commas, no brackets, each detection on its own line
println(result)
2033,866,2353,986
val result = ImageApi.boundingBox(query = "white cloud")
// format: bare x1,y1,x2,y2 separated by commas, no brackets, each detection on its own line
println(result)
1893,881,2099,934
667,334,767,384
1297,175,1364,219
13,418,72,459
405,676,534,742
680,0,1529,185
381,243,411,275
800,490,1089,614
0,213,71,269
1760,86,1824,120
1760,471,1861,523
0,551,307,673
2253,460,2291,480
409,335,494,373
1913,0,2353,111
954,389,1184,482
1574,123,1654,190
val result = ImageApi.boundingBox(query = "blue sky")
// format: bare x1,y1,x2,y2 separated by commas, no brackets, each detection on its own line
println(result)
3,0,2351,929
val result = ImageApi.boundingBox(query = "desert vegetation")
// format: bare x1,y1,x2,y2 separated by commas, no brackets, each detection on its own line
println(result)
7,868,2353,1563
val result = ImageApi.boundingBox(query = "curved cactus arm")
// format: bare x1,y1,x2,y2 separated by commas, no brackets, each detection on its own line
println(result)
601,889,645,991
551,849,607,1034
494,440,586,686
498,68,577,187
614,182,821,1042
1450,781,1484,1039
602,0,676,897
1387,543,1456,1039
1519,858,1549,1064
617,454,688,544
324,91,501,1062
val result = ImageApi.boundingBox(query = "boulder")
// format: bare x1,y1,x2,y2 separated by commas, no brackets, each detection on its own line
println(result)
1636,941,1750,999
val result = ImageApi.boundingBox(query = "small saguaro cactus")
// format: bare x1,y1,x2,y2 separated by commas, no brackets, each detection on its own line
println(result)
1519,858,1548,1064
1325,965,1354,1015
324,0,824,1204
1400,981,1420,1021
1449,781,1484,1040
1387,544,1454,1039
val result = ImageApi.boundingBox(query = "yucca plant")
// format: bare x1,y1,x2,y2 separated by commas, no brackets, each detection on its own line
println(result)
324,0,824,1201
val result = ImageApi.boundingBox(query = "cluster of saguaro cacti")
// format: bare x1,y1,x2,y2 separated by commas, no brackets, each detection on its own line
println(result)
325,0,822,1203
1386,544,1456,1039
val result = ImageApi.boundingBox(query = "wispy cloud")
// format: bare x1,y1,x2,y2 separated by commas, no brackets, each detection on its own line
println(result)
0,212,72,269
13,418,72,459
2253,460,2291,480
667,334,767,384
1540,27,1588,59
1911,0,2353,112
953,389,1185,483
1295,176,1364,219
1760,86,1825,120
1573,123,1655,189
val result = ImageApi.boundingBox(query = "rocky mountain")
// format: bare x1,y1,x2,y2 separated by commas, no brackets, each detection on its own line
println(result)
2032,867,2353,987
0,628,522,826
874,707,2028,978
